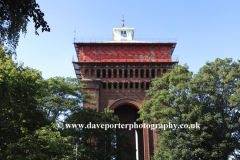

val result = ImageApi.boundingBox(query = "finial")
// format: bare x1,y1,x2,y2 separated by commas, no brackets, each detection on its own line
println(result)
122,15,125,27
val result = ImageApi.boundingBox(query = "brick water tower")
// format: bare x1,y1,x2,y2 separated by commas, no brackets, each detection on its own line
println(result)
72,23,178,160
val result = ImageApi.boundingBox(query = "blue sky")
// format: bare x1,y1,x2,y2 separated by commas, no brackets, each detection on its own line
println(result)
16,0,240,79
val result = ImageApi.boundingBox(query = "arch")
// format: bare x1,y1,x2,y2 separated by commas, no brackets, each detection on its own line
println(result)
107,97,142,111
97,69,100,78
146,69,149,78
124,69,128,78
151,69,155,78
108,82,112,89
157,69,161,77
113,82,117,89
141,69,144,78
163,69,167,73
119,69,122,78
108,69,112,78
113,69,117,78
135,69,139,78
102,69,106,78
91,69,95,78
85,69,89,78
130,69,133,78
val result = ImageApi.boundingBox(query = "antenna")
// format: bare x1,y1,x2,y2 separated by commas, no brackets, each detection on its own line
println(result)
74,26,76,43
121,15,125,27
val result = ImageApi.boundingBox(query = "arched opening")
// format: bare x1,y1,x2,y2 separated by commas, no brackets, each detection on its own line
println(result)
119,69,122,78
141,69,144,78
91,69,95,78
146,69,149,78
102,82,106,89
85,69,89,78
102,69,106,78
97,69,100,78
130,69,133,78
108,82,112,89
151,69,155,78
163,69,167,74
108,69,112,78
113,104,144,160
135,82,139,89
157,69,161,78
124,82,128,89
113,82,117,89
141,82,144,89
124,69,128,78
130,82,133,89
119,82,123,89
146,82,150,90
113,69,117,78
135,69,139,78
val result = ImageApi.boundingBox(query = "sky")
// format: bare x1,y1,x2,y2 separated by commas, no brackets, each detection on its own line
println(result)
16,0,240,79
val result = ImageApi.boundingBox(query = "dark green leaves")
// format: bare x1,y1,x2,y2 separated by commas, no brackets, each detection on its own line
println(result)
139,58,240,160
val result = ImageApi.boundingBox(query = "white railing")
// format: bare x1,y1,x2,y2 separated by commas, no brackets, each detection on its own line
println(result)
74,38,177,43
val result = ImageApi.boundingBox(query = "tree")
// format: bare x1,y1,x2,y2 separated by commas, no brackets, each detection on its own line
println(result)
62,108,135,160
139,58,240,160
0,46,74,159
0,0,50,56
0,46,49,158
6,124,73,160
38,77,95,123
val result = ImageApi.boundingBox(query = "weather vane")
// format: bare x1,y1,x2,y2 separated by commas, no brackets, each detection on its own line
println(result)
121,15,125,27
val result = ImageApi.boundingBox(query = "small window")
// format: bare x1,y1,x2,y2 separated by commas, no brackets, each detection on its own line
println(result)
121,31,126,35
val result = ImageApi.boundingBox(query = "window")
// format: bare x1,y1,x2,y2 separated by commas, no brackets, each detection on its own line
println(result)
119,82,123,89
108,69,111,78
135,69,138,78
108,83,112,89
146,69,149,78
124,69,128,78
130,69,133,78
102,69,106,78
124,82,128,89
130,82,133,89
97,69,100,78
135,82,139,89
119,69,122,77
113,82,117,89
102,83,106,89
113,69,117,78
151,69,155,78
121,31,126,34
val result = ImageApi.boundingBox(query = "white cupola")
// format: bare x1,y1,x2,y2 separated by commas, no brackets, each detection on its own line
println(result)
113,27,134,41
113,16,134,41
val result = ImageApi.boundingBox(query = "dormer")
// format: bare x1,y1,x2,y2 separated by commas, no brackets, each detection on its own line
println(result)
113,27,134,41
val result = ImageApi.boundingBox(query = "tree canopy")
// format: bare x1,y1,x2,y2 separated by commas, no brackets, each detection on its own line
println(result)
139,58,240,160
38,76,95,122
0,46,50,158
0,46,135,159
0,0,50,56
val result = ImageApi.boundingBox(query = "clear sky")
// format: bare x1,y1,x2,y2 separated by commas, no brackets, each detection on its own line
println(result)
16,0,240,79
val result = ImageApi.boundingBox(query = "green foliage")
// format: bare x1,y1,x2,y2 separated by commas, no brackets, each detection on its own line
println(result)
0,46,72,159
6,124,73,160
139,58,240,160
0,46,134,159
0,0,50,55
62,108,135,160
0,46,49,158
39,76,96,122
